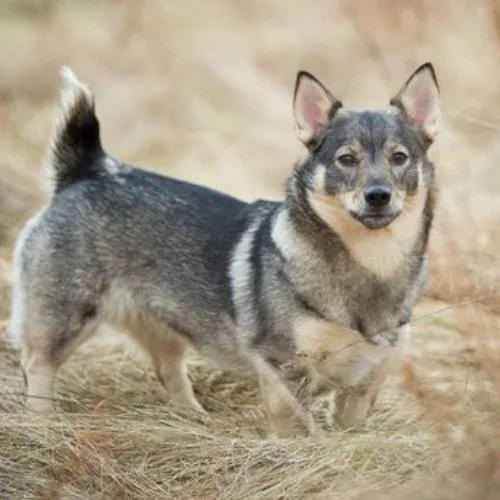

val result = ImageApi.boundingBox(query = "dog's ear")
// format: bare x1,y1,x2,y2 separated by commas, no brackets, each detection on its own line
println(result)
293,71,342,148
390,63,440,143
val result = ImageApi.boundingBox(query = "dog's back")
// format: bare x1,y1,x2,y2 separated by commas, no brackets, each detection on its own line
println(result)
7,68,276,413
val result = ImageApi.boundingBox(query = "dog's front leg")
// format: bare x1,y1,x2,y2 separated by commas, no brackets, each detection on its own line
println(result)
334,384,379,428
251,354,314,438
334,323,411,428
331,354,390,428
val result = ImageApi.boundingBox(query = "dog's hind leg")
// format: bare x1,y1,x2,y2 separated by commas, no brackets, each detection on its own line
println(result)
10,280,101,412
20,339,58,413
18,309,100,412
139,332,206,414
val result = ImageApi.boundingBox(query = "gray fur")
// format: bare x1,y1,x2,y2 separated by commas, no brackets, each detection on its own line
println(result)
7,64,439,436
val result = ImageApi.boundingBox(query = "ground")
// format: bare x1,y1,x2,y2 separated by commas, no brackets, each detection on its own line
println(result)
1,1,500,499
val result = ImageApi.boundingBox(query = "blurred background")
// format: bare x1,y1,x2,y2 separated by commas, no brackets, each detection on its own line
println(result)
1,0,500,317
2,2,500,497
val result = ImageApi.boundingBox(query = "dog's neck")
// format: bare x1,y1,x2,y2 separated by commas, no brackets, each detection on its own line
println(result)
281,174,434,280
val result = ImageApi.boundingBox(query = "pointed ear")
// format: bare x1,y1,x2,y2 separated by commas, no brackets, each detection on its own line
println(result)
293,71,342,147
390,63,440,143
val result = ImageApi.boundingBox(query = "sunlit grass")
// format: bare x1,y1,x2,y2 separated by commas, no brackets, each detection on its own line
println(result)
1,1,500,498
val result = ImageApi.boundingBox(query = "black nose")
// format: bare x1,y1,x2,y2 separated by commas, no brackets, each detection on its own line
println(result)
364,186,391,207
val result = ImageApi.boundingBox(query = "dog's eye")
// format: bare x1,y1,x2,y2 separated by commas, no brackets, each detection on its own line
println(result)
337,154,357,167
391,151,408,166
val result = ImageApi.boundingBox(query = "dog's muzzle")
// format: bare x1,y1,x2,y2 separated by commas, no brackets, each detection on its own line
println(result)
348,184,401,229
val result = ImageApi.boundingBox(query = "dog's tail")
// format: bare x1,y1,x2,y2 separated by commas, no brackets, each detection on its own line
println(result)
44,66,104,194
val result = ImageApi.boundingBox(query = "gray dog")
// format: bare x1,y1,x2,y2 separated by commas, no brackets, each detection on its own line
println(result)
7,63,439,436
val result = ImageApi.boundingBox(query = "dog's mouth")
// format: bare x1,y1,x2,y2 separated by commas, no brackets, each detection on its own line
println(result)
349,208,401,230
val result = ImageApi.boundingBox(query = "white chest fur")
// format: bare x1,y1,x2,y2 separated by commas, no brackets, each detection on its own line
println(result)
307,189,426,279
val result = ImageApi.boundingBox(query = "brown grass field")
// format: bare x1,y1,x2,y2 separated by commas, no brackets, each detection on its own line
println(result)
1,1,500,498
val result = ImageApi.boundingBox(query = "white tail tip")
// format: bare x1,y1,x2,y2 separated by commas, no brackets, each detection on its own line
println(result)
58,65,93,113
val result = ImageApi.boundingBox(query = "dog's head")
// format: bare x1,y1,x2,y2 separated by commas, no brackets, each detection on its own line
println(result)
292,64,439,231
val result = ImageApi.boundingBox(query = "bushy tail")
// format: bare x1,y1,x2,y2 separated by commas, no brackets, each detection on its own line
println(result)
44,66,104,194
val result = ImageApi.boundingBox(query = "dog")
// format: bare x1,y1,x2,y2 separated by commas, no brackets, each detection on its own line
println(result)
7,63,439,437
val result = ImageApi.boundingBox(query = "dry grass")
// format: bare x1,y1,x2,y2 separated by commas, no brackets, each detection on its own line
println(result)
1,1,500,498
